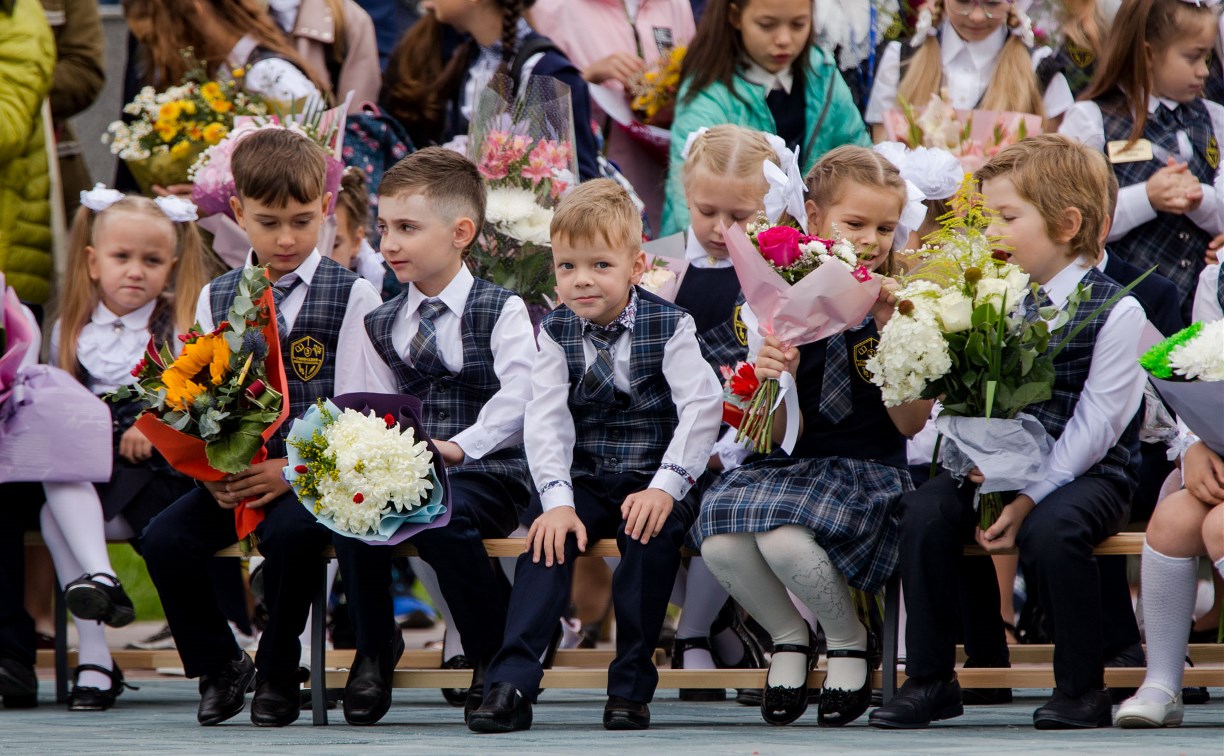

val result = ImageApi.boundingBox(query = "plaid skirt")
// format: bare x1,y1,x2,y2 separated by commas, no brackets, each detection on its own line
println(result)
691,456,912,592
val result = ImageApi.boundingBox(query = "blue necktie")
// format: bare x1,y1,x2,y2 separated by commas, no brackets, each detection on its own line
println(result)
411,299,449,376
819,332,852,424
271,278,300,345
581,323,626,404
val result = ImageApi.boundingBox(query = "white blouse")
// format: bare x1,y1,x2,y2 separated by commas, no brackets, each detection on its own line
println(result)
51,300,158,395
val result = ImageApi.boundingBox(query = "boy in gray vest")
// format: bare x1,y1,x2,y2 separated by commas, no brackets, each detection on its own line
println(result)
142,129,383,728
467,179,724,734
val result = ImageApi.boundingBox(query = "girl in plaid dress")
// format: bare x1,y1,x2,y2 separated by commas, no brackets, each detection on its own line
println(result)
694,147,934,727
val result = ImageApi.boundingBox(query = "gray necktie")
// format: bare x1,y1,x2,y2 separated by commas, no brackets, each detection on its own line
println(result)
819,332,852,424
581,323,626,404
410,299,449,376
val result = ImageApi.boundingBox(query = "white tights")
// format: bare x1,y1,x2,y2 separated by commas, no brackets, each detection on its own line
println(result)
703,526,867,691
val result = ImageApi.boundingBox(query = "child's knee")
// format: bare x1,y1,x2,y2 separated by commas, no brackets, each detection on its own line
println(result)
1147,491,1210,555
1202,506,1224,560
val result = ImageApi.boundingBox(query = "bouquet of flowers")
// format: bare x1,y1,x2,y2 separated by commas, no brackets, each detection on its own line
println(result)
1139,320,1224,454
284,393,449,544
866,180,1145,527
105,56,268,195
883,91,1043,173
727,213,881,453
629,46,685,128
112,267,289,538
637,259,680,299
468,75,578,319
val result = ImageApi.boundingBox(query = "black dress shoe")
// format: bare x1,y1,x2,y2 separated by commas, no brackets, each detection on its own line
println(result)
760,633,817,726
68,663,137,711
1033,688,1112,730
868,674,963,729
961,657,1013,705
344,631,405,725
439,654,473,707
251,677,301,727
604,695,650,730
463,662,488,724
673,636,726,702
1105,643,1144,703
64,573,136,628
817,628,880,727
468,682,532,733
197,654,257,726
0,656,38,709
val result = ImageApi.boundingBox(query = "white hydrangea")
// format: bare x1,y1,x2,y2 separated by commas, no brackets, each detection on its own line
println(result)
1169,320,1224,382
314,409,435,536
867,299,952,407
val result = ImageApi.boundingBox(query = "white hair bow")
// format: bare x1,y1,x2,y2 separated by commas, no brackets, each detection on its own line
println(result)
761,134,808,233
872,143,943,248
681,127,710,160
154,195,200,223
79,183,124,213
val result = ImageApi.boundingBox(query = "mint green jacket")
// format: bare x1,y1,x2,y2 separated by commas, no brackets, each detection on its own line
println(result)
662,47,871,236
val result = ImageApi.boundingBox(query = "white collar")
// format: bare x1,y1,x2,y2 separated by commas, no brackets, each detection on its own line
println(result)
268,0,301,33
685,228,735,269
1148,96,1182,114
740,57,794,95
1040,260,1095,308
940,20,1007,72
91,298,157,330
243,248,323,288
226,34,260,71
1096,249,1110,272
404,266,474,320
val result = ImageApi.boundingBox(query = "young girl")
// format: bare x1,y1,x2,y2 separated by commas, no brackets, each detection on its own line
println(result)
1061,0,1223,323
381,0,600,181
331,166,386,288
269,0,383,112
663,0,871,235
1035,0,1106,99
694,146,927,727
45,189,220,711
865,0,1075,140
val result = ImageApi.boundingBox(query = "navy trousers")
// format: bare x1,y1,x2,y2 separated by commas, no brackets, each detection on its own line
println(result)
336,471,524,662
487,472,697,704
899,472,1130,697
0,484,42,666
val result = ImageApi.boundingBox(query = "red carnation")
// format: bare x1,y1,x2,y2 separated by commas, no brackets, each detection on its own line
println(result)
728,362,759,401
294,464,307,474
353,493,364,504
384,413,396,427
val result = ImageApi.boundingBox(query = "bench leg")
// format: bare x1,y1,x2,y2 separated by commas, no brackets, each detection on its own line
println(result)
311,559,328,726
54,583,68,704
881,573,900,704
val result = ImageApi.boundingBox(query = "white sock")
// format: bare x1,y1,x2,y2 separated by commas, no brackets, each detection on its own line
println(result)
40,511,113,690
677,559,743,665
1136,543,1197,704
758,526,867,692
103,515,135,541
701,534,808,688
412,557,465,660
41,482,116,578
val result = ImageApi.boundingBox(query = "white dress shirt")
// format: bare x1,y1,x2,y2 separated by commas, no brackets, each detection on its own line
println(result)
347,266,537,459
49,300,161,394
195,249,383,412
739,57,794,95
1019,262,1147,505
1193,264,1223,323
865,21,1074,124
529,300,724,511
1059,96,1224,241
685,227,735,269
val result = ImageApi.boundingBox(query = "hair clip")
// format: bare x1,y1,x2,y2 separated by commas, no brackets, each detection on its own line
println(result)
910,6,937,47
154,195,199,223
761,134,808,232
1009,4,1035,47
681,127,711,160
79,183,125,213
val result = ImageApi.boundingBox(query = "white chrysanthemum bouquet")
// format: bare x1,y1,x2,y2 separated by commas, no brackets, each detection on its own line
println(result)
1139,319,1224,455
285,396,448,543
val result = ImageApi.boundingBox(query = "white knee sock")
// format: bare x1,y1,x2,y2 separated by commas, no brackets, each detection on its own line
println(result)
412,557,464,660
702,534,808,688
41,482,116,578
676,559,734,669
103,515,135,542
40,510,113,690
758,526,867,691
1137,543,1198,704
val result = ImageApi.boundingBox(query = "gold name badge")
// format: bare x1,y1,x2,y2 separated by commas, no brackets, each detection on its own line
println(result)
1107,139,1154,164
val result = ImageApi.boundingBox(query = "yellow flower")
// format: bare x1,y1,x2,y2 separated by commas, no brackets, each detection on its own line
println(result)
231,67,245,79
154,119,179,142
162,370,208,412
170,140,192,159
181,100,197,116
169,333,231,388
200,82,222,101
202,122,227,145
209,98,233,115
158,101,182,122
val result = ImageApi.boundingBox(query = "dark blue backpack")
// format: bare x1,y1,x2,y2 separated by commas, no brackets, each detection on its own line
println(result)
341,103,415,227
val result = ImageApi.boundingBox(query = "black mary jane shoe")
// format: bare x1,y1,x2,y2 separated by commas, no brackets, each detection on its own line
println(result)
673,636,727,702
439,654,473,707
760,633,817,726
65,574,136,628
817,629,880,727
68,663,137,712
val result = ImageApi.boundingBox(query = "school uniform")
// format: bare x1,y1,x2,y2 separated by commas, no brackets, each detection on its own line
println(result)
486,286,722,704
865,21,1075,125
1060,94,1224,321
141,251,381,682
898,265,1146,699
340,266,536,666
672,231,749,375
693,316,911,594
1193,263,1223,323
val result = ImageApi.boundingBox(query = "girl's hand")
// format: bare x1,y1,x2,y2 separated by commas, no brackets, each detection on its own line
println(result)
119,425,153,464
1146,160,1198,214
1206,233,1223,266
583,52,644,86
432,440,466,467
1183,441,1224,506
153,183,193,199
871,276,901,328
754,335,799,381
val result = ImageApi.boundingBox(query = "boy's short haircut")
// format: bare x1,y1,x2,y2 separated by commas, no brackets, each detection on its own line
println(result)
975,134,1110,262
550,178,642,252
378,147,486,232
232,129,328,207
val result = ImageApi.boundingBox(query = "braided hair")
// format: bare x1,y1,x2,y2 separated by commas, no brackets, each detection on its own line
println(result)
497,0,525,76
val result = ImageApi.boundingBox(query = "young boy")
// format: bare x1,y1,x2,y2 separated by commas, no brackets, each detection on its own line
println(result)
466,179,724,734
334,147,537,725
869,134,1147,731
141,129,383,727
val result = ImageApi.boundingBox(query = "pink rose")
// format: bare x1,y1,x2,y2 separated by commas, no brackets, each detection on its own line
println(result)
756,225,803,268
852,265,872,282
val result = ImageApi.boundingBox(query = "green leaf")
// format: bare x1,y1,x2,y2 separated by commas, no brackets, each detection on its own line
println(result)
205,429,265,474
1009,381,1053,409
167,411,192,431
984,379,997,418
964,331,988,366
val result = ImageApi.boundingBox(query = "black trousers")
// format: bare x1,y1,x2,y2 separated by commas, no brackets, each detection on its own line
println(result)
142,488,372,680
488,472,697,704
335,471,524,662
0,484,42,666
900,472,1129,697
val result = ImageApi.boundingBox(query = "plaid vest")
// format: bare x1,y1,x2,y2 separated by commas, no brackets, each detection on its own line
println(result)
1035,43,1096,99
542,287,682,478
1097,91,1214,321
1026,268,1142,492
210,258,359,458
675,266,748,376
363,277,529,486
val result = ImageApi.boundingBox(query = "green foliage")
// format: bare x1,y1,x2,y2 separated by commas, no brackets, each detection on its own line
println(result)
1140,321,1203,379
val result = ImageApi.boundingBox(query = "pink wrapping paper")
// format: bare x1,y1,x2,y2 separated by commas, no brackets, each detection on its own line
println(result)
0,283,36,404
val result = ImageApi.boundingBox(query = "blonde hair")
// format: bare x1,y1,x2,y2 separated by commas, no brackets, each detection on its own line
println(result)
974,134,1110,263
805,146,909,275
1060,0,1105,58
550,179,642,252
57,197,222,372
682,124,779,192
336,166,370,236
898,0,1045,116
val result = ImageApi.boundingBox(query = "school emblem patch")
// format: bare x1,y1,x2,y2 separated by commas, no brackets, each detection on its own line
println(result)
733,305,748,346
1067,42,1095,69
852,336,878,382
289,336,325,382
1208,136,1220,170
